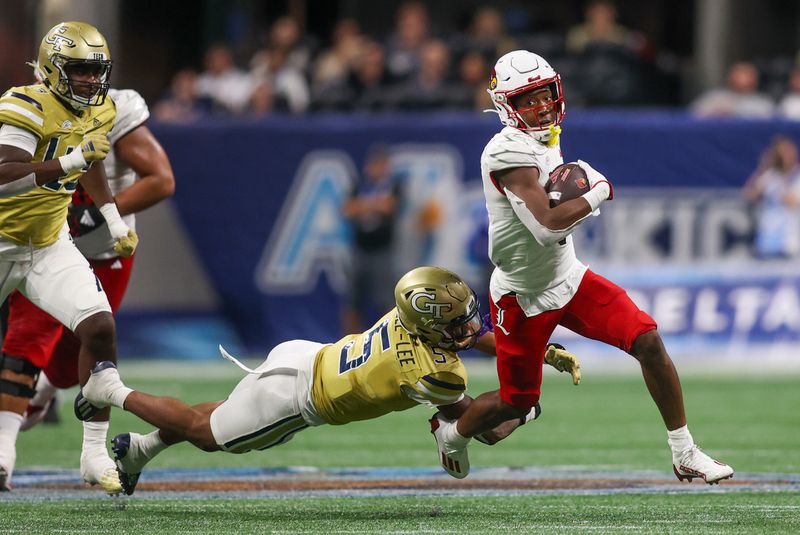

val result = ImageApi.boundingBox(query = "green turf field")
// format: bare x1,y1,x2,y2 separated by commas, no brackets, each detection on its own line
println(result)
15,362,800,472
8,493,800,534
7,361,800,533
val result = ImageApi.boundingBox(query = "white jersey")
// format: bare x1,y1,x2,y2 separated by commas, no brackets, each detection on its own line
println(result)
74,88,150,259
480,126,587,315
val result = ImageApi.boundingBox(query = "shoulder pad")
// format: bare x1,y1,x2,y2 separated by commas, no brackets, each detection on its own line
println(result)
0,87,45,139
484,129,544,172
107,89,149,143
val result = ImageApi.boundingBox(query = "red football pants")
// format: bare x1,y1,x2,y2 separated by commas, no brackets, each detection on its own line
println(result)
489,269,657,409
2,255,134,388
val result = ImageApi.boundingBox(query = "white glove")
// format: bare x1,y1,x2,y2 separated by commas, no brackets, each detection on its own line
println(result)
577,159,614,213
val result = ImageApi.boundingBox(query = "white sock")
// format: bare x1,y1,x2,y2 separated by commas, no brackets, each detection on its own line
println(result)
82,421,109,452
667,425,694,457
0,411,23,473
30,372,58,407
111,385,134,409
445,420,470,449
139,430,169,464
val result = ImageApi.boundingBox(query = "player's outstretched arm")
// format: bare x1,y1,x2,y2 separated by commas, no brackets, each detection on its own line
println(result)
435,391,538,446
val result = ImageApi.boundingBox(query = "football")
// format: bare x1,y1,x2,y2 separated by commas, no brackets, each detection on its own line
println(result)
545,162,589,207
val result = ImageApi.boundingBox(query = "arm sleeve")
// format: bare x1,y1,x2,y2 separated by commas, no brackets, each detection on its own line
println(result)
505,187,586,246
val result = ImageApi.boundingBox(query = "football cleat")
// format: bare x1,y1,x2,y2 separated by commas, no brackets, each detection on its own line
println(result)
0,465,10,491
429,414,470,479
74,361,122,421
673,445,734,484
111,433,143,496
80,447,122,495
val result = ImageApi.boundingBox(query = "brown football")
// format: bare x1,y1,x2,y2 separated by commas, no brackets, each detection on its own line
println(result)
545,162,589,208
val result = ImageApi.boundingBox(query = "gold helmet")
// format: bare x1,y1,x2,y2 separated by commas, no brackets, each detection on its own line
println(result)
34,21,112,109
394,266,483,351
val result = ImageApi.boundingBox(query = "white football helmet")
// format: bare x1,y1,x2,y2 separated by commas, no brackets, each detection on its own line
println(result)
488,50,565,142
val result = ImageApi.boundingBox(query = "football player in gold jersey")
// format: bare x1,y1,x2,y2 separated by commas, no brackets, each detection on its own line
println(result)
0,22,137,494
75,266,581,495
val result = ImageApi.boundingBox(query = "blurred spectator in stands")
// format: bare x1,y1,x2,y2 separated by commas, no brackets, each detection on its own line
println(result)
465,6,517,60
312,19,365,94
394,39,457,110
778,69,800,120
691,62,775,118
196,45,255,114
566,0,647,58
251,45,310,113
742,135,800,258
450,50,493,111
350,41,396,112
153,69,214,122
260,16,314,72
247,80,277,117
342,145,403,333
385,1,431,81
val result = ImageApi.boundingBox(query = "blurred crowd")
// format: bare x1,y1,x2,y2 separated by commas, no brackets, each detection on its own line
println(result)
153,0,677,121
150,0,800,123
691,61,800,120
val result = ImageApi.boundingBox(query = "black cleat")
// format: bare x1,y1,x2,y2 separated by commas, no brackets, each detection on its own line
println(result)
112,433,141,496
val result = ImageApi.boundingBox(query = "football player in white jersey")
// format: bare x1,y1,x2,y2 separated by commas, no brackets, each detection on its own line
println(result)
430,50,734,485
1,88,174,485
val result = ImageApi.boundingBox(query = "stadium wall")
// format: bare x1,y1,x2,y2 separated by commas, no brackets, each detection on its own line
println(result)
118,112,800,365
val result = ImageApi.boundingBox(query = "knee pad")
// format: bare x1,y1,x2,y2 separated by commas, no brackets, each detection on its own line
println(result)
0,353,40,398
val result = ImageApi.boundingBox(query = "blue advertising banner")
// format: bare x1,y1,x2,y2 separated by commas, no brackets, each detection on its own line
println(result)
150,113,800,354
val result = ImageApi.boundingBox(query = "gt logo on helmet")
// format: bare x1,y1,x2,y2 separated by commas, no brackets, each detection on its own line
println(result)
410,292,451,319
45,34,75,52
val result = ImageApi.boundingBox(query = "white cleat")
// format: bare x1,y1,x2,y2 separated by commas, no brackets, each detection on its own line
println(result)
429,414,470,479
673,445,734,484
81,447,123,495
0,442,16,491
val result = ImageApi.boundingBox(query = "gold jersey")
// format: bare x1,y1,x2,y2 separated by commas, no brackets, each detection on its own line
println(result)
0,84,116,247
311,309,468,425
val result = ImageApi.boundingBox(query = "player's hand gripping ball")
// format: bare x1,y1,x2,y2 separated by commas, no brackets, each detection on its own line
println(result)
545,162,590,208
